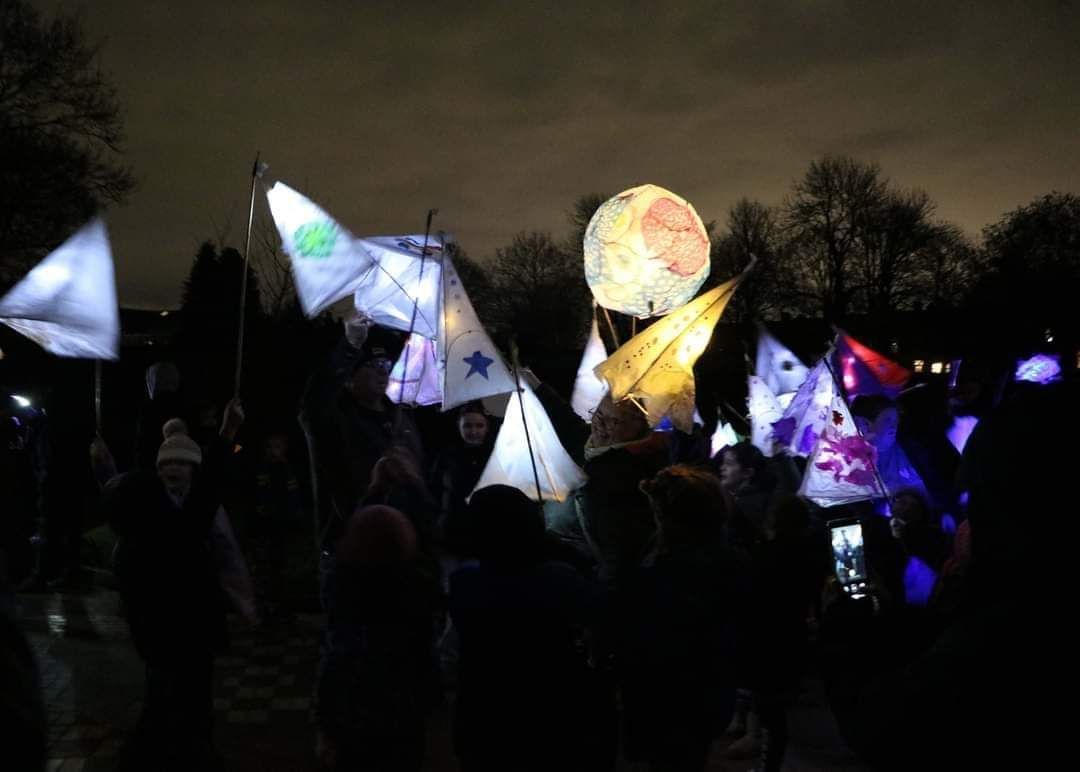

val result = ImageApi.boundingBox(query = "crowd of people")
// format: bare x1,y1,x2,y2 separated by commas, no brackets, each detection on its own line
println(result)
2,312,1075,772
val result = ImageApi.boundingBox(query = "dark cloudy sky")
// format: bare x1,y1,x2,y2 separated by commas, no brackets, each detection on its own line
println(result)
37,0,1080,307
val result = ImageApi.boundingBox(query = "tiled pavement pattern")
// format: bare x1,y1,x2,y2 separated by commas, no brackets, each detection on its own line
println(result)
18,589,867,771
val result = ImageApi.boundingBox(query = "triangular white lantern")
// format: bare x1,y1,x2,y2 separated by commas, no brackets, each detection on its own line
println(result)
799,384,885,507
353,235,444,340
440,257,516,411
748,375,785,456
755,325,809,408
570,313,609,422
387,333,442,406
709,420,741,457
473,380,587,502
0,218,119,360
594,271,744,433
266,182,374,317
772,358,835,458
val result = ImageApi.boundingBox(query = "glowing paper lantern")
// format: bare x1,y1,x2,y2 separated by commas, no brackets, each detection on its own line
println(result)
946,415,979,455
473,380,587,502
266,182,374,317
748,375,785,457
584,184,710,318
595,272,744,433
709,420,741,457
440,257,516,411
1015,353,1061,384
0,218,119,359
756,325,809,407
387,333,442,406
799,380,885,507
354,235,445,340
772,359,835,458
832,330,912,398
571,313,609,421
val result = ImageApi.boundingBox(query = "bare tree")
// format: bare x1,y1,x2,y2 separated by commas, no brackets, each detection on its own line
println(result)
0,1,134,284
710,198,792,322
919,223,980,311
854,188,940,316
250,219,296,318
972,191,1080,348
783,156,888,320
484,231,591,385
564,192,610,257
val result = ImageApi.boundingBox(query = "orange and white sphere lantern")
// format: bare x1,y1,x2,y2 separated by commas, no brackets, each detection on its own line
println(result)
584,184,710,318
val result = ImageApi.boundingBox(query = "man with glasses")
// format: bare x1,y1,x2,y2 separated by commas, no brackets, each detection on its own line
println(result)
299,313,424,560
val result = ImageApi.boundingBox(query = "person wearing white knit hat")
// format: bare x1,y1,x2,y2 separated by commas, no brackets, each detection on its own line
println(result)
101,398,245,772
157,418,202,507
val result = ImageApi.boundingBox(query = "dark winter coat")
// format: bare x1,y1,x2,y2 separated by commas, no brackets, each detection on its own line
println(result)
429,440,493,557
449,559,607,770
616,546,745,764
104,438,230,663
299,338,424,551
561,434,670,584
316,560,441,748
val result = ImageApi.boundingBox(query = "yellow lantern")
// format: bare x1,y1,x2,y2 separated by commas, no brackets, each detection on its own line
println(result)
584,184,710,318
595,270,745,432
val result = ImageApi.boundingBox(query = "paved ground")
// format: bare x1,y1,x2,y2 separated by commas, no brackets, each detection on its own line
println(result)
16,589,867,771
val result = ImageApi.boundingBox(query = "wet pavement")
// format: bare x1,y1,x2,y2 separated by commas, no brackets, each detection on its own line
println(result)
16,589,867,771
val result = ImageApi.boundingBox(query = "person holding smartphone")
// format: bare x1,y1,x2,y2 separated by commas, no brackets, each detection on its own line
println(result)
818,380,1076,769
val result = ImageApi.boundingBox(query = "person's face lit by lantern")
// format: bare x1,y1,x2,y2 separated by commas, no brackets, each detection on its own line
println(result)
458,411,489,447
864,407,899,452
348,358,392,404
590,396,647,447
719,449,754,492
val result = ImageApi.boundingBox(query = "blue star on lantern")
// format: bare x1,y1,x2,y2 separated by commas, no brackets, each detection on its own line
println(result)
463,350,494,379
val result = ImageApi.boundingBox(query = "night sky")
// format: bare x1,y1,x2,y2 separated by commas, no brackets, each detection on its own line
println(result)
36,0,1080,307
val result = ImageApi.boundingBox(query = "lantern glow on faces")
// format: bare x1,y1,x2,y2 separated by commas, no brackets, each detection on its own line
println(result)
584,184,710,318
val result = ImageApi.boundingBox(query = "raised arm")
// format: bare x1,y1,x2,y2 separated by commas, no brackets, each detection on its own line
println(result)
299,313,371,426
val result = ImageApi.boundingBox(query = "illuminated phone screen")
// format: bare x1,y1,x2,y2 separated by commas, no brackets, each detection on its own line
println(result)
830,521,868,598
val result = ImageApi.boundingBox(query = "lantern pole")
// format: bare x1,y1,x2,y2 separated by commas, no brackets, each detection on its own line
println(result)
601,307,621,348
721,399,751,432
511,341,544,506
93,359,102,435
234,151,265,400
397,209,438,405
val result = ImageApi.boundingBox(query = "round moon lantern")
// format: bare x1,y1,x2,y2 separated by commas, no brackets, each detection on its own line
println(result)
584,184,710,318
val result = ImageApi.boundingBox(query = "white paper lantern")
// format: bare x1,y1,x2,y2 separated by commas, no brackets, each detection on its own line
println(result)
0,218,119,360
584,184,710,318
472,380,587,503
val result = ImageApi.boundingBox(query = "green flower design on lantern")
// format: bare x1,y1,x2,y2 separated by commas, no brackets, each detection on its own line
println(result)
293,221,338,259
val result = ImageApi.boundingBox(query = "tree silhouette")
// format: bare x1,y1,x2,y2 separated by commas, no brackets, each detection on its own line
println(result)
0,1,134,286
565,192,610,256
969,192,1080,354
176,243,265,405
708,198,791,324
783,156,888,321
477,231,591,392
781,156,976,325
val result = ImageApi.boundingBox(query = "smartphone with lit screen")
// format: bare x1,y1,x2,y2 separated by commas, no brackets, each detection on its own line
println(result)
828,518,869,599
